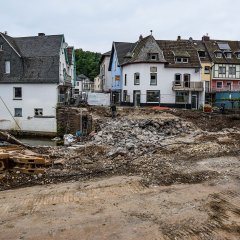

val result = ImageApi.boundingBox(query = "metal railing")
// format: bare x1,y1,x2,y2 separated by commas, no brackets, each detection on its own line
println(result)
172,81,204,91
211,85,240,92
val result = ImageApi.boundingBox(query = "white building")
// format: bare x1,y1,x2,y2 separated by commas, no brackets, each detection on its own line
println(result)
0,32,75,134
109,35,204,108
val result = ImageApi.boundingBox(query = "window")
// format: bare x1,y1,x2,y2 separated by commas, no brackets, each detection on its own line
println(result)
225,52,232,58
134,73,140,85
235,52,240,59
123,90,128,102
150,73,157,85
150,67,157,72
216,82,223,89
219,66,226,74
175,57,188,63
176,92,189,103
146,90,160,103
13,87,22,99
74,89,79,94
215,52,222,58
124,74,127,86
176,57,182,63
183,74,190,87
175,74,181,85
204,66,210,74
148,53,159,61
229,66,236,75
76,82,79,86
226,82,232,90
5,61,10,74
198,51,206,58
34,108,43,116
14,108,22,117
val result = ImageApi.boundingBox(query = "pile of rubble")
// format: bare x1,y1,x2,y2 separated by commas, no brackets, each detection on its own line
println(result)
92,117,197,150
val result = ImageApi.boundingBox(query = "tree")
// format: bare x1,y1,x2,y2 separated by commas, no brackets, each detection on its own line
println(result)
75,49,101,81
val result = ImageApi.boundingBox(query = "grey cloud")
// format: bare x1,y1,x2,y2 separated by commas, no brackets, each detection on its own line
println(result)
1,0,240,53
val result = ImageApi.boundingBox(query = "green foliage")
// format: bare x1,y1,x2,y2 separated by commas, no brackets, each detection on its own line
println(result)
75,49,102,81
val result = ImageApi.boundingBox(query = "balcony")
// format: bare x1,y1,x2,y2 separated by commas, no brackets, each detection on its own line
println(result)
211,85,240,92
172,81,204,91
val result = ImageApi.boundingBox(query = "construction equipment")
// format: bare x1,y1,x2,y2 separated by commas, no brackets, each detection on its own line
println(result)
0,145,51,174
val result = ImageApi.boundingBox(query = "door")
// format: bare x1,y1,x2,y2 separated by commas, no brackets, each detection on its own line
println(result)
133,90,141,107
191,95,198,109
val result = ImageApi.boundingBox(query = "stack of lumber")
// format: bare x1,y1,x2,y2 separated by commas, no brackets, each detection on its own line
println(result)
0,145,51,174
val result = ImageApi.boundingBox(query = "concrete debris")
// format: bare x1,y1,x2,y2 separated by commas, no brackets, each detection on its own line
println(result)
92,117,196,150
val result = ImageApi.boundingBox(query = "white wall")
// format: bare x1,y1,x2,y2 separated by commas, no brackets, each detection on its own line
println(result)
0,84,58,133
88,93,111,106
122,63,202,105
101,56,112,91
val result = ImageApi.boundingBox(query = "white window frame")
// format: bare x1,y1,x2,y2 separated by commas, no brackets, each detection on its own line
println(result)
13,87,22,99
150,73,157,86
219,66,226,74
174,74,181,85
5,61,10,74
215,52,222,58
134,73,140,85
216,81,223,89
204,66,210,74
14,108,22,117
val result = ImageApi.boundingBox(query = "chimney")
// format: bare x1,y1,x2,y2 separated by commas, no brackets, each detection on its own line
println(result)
38,33,45,36
4,31,8,35
202,34,210,41
177,35,181,41
139,34,143,41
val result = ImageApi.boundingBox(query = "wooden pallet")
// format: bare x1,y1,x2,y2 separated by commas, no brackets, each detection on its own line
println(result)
0,145,50,174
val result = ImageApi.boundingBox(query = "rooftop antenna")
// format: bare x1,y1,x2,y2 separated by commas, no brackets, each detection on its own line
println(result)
150,30,153,36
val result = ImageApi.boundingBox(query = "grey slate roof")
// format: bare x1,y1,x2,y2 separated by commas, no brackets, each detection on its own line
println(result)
109,35,201,69
0,33,64,84
157,40,202,68
203,40,240,64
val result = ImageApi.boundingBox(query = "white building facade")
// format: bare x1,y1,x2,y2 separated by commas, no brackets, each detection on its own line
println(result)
0,32,75,134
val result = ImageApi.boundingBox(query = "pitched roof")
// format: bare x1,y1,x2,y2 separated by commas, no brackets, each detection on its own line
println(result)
122,35,166,65
192,40,211,63
157,40,201,68
110,36,201,69
203,40,240,64
114,42,136,65
0,33,64,84
14,35,63,57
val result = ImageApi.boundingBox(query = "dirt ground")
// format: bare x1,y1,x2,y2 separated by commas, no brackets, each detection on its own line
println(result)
0,108,240,239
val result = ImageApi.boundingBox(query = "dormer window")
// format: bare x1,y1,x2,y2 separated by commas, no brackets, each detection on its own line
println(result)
175,57,188,63
234,52,240,59
215,52,222,58
225,52,232,58
198,51,206,58
148,53,159,61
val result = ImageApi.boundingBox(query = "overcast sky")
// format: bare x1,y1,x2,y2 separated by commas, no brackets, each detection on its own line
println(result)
1,0,240,53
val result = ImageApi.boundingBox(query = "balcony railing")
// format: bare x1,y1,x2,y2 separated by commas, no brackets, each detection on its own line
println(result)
172,81,204,91
211,85,240,92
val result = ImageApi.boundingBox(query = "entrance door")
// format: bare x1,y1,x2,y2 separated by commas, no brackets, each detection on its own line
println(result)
191,95,198,109
133,90,141,107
